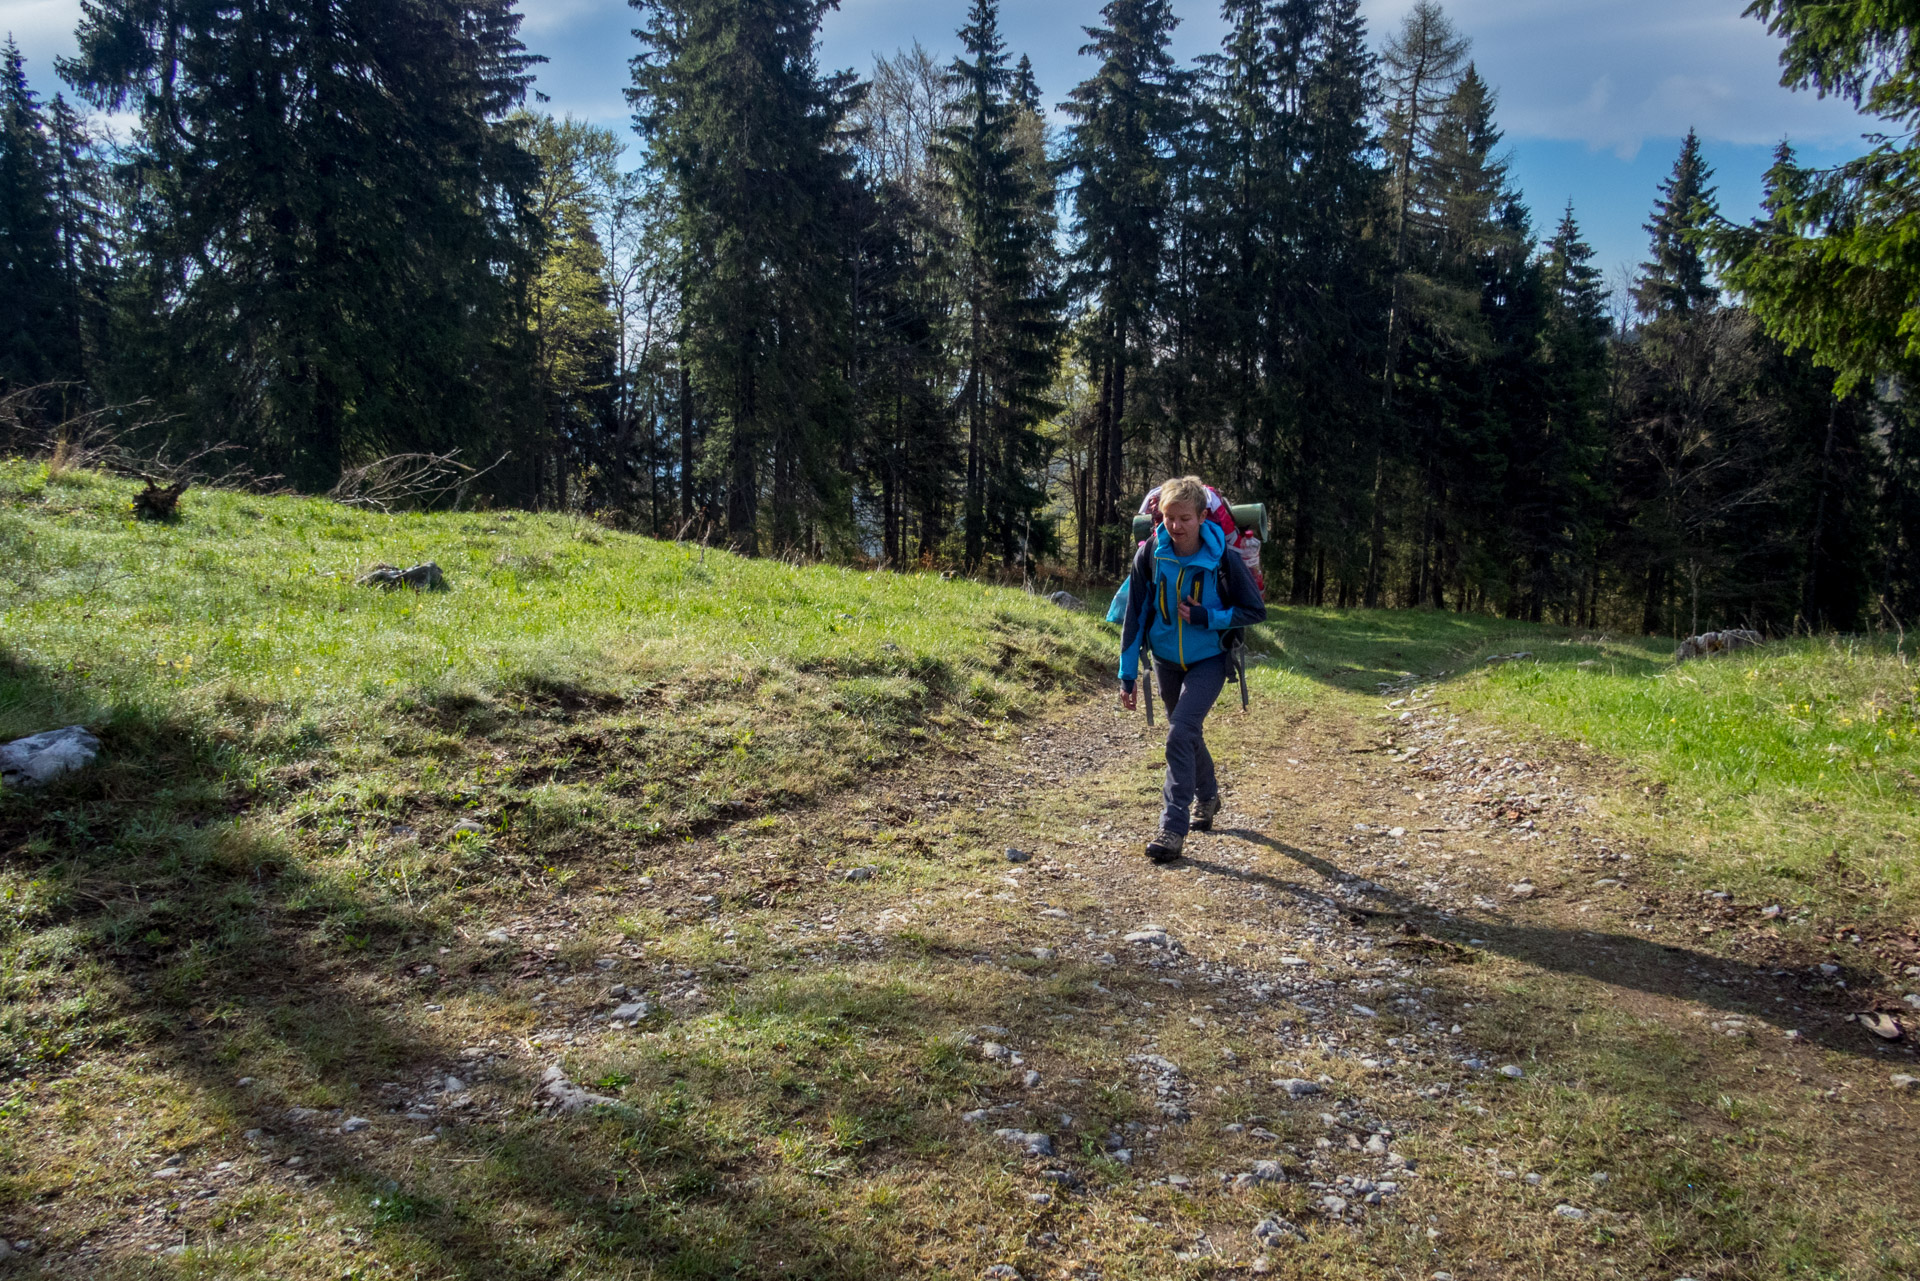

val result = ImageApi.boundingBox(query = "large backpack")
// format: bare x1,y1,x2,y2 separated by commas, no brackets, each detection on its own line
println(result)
1133,485,1266,595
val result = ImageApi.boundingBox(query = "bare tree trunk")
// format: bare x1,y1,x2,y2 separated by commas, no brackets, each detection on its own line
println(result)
678,362,694,523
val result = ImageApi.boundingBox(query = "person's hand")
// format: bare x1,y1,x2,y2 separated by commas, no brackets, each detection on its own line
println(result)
1180,599,1205,623
1120,688,1138,712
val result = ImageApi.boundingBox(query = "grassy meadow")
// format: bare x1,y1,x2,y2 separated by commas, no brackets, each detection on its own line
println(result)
1256,607,1920,927
0,460,1109,1076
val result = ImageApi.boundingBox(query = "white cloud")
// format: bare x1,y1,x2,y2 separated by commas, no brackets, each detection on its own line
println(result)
1361,0,1867,154
0,0,81,60
516,0,606,38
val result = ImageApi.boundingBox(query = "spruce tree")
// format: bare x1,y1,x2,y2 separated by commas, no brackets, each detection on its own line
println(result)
1709,2,1920,391
65,1,541,489
1288,0,1387,605
1635,129,1718,317
1062,0,1185,573
1511,204,1609,622
0,40,69,392
1397,63,1528,609
44,94,112,407
631,0,860,552
938,0,1065,568
516,113,621,510
1377,0,1469,401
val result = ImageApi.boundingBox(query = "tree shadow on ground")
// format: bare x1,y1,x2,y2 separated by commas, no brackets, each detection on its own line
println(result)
0,650,911,1279
1183,828,1903,1064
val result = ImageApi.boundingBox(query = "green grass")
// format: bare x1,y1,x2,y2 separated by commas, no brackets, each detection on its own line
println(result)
0,459,1108,1084
0,459,1107,866
1464,633,1919,920
1251,605,1920,924
1,460,1101,742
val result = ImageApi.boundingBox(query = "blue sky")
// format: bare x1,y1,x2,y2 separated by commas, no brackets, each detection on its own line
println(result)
1,0,1874,281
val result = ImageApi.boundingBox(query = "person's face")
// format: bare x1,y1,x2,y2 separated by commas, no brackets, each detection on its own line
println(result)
1162,500,1200,547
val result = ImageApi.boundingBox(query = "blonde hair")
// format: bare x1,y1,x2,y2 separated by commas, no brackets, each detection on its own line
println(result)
1158,475,1208,516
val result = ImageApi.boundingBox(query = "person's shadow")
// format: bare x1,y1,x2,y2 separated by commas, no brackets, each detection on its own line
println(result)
1175,826,1906,1063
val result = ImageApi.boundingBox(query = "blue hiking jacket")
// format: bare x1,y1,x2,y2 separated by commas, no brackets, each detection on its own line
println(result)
1117,520,1267,682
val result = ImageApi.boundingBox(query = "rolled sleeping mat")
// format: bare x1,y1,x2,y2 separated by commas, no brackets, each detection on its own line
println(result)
1131,502,1269,544
1229,502,1268,542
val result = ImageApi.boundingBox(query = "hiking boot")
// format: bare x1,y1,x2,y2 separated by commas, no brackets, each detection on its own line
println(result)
1145,828,1185,864
1192,795,1222,831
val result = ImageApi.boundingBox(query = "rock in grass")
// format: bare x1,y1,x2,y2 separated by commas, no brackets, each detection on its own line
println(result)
1232,1161,1289,1190
1891,1073,1919,1091
993,1129,1053,1157
540,1065,616,1114
1275,1078,1321,1098
1004,847,1032,863
358,561,448,591
841,866,876,883
1499,1064,1525,1079
340,1116,371,1133
1675,628,1763,663
0,725,100,790
983,1266,1022,1280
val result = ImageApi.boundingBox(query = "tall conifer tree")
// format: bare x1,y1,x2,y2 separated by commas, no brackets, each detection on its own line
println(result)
937,2,1064,568
65,0,541,488
1287,0,1386,604
631,0,860,552
0,41,69,392
1635,129,1718,317
1062,0,1185,573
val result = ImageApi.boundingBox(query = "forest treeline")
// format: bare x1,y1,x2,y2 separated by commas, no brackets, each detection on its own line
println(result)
2,0,1917,636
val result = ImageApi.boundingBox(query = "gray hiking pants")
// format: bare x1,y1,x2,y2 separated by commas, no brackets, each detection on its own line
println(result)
1154,653,1226,836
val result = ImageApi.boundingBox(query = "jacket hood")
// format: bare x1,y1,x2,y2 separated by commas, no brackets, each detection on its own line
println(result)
1154,518,1226,562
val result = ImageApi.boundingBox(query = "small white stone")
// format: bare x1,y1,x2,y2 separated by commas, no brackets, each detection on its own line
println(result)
340,1116,370,1133
1499,1064,1525,1079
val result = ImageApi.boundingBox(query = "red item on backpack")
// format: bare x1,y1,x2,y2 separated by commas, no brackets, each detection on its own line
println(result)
1139,483,1265,595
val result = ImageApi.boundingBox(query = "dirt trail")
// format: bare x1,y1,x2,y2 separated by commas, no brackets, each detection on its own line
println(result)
771,678,1920,1276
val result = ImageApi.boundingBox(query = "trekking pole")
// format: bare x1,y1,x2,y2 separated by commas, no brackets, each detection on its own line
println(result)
1237,644,1249,712
1143,661,1155,729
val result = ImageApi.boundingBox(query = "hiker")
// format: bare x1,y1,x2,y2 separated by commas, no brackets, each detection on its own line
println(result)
1118,475,1268,864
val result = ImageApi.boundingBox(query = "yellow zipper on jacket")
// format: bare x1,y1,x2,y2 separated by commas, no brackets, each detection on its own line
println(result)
1176,566,1186,665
